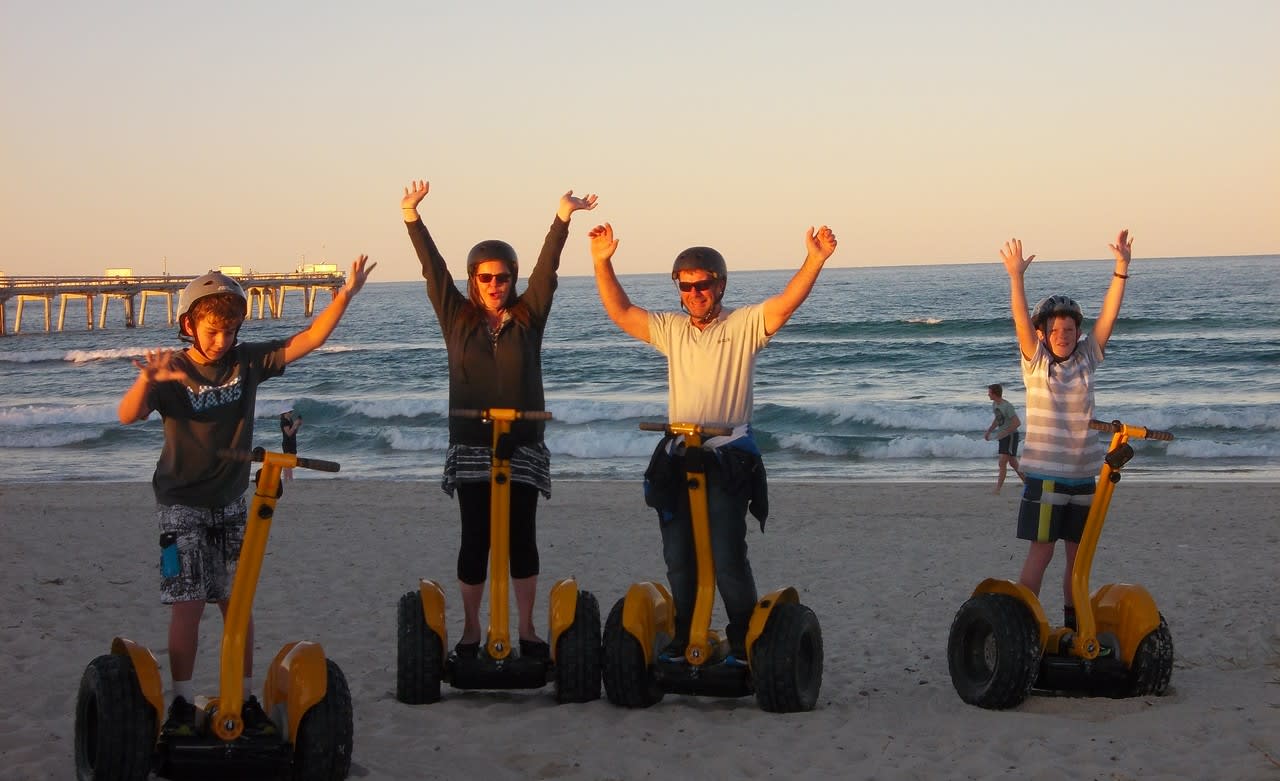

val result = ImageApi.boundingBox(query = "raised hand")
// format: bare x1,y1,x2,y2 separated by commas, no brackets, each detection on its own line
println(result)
588,223,619,264
1000,238,1036,278
343,254,377,296
132,349,185,384
806,225,838,261
559,190,599,221
1109,229,1134,265
402,180,429,211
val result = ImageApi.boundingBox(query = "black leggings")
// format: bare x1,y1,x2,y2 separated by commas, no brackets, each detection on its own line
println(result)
456,482,540,585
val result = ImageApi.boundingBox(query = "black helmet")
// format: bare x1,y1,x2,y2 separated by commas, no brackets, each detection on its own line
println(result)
1031,294,1083,331
466,240,519,278
671,246,727,281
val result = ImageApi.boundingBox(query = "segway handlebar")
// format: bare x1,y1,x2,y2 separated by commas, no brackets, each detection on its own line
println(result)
217,447,342,472
1088,419,1175,441
639,421,736,438
449,408,553,422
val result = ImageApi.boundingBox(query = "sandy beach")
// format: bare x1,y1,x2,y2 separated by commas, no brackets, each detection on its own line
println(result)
1,479,1277,780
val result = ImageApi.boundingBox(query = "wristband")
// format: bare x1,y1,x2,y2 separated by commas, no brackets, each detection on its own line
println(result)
1114,272,1129,279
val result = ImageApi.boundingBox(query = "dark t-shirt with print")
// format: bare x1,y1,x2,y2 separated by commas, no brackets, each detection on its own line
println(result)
147,341,286,507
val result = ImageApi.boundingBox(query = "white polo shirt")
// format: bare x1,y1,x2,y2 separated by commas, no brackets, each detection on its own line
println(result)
647,304,771,429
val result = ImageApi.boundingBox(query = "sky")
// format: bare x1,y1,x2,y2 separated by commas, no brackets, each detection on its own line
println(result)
2,1,1277,282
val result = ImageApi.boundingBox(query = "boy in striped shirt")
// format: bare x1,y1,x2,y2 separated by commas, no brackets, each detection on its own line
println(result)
999,230,1134,629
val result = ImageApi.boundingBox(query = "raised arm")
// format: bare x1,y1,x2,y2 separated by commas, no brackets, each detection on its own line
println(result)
1090,229,1133,351
761,225,838,335
589,223,650,342
401,179,472,328
1000,238,1039,360
522,190,600,318
282,255,376,364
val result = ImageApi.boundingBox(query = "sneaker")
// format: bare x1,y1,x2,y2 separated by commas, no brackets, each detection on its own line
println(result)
658,638,687,662
162,696,198,737
240,696,277,736
519,638,550,660
453,640,480,660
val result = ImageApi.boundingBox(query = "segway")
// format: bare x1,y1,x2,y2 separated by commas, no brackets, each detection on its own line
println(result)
948,418,1176,709
601,422,823,713
74,448,354,780
396,408,601,704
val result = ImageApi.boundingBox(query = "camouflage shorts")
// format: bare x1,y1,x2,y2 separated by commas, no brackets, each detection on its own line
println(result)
156,496,247,604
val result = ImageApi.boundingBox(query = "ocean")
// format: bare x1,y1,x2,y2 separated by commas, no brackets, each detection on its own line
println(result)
2,255,1277,485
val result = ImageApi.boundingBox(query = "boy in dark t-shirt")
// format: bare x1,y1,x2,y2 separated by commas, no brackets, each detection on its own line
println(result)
117,256,374,735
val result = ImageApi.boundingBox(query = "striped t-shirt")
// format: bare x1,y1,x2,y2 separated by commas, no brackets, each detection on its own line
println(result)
1019,334,1105,479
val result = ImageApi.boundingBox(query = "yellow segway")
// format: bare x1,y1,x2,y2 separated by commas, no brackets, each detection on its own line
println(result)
601,422,823,713
948,418,1176,709
396,408,601,704
74,448,353,780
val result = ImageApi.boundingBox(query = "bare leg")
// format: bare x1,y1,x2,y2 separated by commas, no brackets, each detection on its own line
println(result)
513,575,544,643
1062,540,1081,607
995,456,1009,493
458,581,484,645
168,600,206,684
1017,541,1056,596
1011,455,1024,481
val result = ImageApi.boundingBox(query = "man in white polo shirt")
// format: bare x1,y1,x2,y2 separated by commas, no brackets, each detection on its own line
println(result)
588,221,838,661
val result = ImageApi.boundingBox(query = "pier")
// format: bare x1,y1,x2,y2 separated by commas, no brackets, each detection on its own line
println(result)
0,268,346,336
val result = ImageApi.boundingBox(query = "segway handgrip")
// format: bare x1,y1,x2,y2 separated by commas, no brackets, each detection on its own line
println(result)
1088,419,1175,441
216,448,342,472
450,408,553,421
294,456,341,472
639,421,736,438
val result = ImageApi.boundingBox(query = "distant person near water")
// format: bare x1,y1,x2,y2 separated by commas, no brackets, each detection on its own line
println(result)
116,258,375,737
280,410,302,480
1000,229,1133,631
983,383,1024,493
401,179,598,660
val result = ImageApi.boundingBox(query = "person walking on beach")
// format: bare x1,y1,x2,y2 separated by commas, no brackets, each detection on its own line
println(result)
117,257,376,736
588,221,838,662
280,410,302,480
401,179,597,660
1000,230,1134,631
983,383,1024,493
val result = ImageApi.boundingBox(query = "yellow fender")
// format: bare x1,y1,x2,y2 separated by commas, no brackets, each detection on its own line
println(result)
263,641,328,742
547,577,580,663
417,579,449,653
743,587,799,666
111,637,165,737
1091,583,1162,666
971,578,1051,651
620,581,675,663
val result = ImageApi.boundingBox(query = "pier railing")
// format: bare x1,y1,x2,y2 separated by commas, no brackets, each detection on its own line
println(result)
0,271,346,335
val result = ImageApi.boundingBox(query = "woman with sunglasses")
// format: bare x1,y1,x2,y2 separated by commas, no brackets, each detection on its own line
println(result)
401,180,598,659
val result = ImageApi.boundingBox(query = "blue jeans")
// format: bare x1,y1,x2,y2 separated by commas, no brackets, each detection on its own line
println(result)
659,470,758,652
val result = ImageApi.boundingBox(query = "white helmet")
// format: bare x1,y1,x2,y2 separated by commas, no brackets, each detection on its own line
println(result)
176,271,247,340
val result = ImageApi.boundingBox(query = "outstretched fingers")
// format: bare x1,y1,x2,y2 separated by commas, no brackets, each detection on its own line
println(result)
1109,228,1133,261
1000,238,1035,275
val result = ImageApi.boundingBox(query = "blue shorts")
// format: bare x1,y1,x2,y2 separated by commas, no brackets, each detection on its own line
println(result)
1016,476,1094,543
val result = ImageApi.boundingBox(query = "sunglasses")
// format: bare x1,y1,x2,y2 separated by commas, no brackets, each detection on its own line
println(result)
677,279,718,293
474,272,512,285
